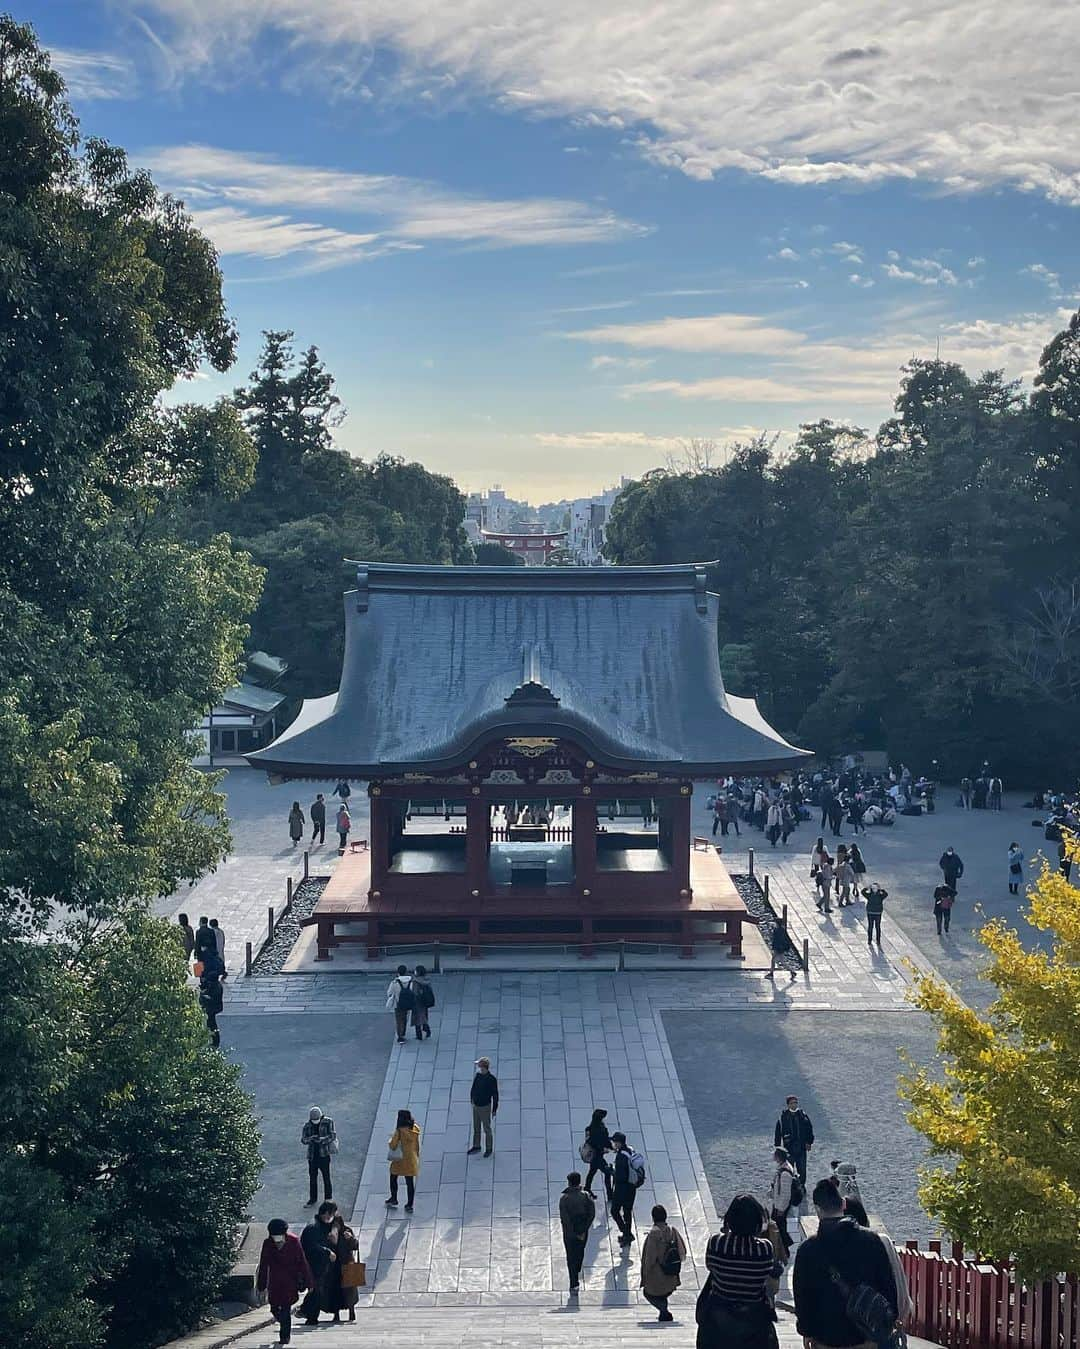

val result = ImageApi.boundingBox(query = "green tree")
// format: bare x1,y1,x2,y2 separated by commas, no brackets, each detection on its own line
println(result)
900,845,1080,1277
474,541,524,566
0,21,262,1345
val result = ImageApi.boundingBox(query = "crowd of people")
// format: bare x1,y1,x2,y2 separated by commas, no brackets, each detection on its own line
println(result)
286,784,354,853
264,1084,906,1349
176,912,228,1046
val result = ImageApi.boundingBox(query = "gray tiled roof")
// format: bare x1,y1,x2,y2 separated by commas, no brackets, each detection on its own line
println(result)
248,562,809,778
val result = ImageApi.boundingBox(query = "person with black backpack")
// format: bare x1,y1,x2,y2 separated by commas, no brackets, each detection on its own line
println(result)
640,1203,687,1322
385,965,416,1044
409,964,435,1040
793,1178,898,1349
610,1131,646,1246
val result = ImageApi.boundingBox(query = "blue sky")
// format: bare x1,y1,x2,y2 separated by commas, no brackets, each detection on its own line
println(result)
27,0,1080,498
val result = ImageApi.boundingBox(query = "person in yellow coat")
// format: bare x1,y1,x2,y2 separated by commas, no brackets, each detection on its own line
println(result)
386,1109,421,1212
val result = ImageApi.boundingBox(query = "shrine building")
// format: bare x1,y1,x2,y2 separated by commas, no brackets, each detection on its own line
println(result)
248,562,808,961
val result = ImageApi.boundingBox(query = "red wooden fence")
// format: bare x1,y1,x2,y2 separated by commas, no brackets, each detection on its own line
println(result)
901,1240,1079,1349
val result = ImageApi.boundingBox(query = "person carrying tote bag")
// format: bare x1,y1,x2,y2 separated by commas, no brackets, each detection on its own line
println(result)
386,1109,421,1212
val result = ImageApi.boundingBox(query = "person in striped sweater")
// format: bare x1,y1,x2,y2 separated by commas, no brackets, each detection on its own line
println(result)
696,1193,782,1348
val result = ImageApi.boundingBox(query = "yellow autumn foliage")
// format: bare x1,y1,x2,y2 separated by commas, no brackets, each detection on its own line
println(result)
900,834,1080,1278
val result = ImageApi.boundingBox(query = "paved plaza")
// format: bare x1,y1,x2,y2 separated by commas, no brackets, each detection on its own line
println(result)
167,770,1048,1343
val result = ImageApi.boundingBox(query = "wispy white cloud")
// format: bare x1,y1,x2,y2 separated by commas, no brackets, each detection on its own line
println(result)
129,0,1080,204
188,206,416,270
145,144,649,265
849,273,874,288
1021,262,1063,297
882,257,958,287
773,247,800,261
533,428,767,454
588,354,655,370
52,47,136,100
565,307,1065,405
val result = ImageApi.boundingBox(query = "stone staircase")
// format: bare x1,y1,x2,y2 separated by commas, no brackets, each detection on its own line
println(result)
171,1302,806,1348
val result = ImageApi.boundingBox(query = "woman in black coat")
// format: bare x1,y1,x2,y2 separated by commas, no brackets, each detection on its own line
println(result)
582,1107,614,1202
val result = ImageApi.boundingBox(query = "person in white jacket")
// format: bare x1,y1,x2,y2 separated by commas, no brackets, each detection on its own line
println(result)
769,1147,798,1254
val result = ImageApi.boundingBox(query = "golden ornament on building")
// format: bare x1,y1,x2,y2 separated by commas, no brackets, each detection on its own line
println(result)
505,736,558,757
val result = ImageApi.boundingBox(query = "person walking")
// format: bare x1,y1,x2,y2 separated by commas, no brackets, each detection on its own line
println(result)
1060,835,1073,882
834,852,855,907
818,781,834,832
299,1202,340,1325
863,883,887,946
765,919,798,981
198,947,225,1048
386,964,417,1044
842,1198,914,1322
386,1108,421,1211
712,795,728,837
989,776,1004,811
302,1106,337,1206
177,912,195,963
257,1218,313,1345
1007,842,1024,895
766,800,782,846
933,883,956,936
697,1193,780,1349
641,1203,687,1322
827,794,844,839
288,801,305,848
558,1171,595,1294
329,1214,360,1324
780,800,797,845
793,1179,898,1349
773,1095,814,1186
332,779,351,803
210,917,226,966
193,915,216,964
848,842,867,889
310,793,326,846
769,1147,799,1256
960,775,972,810
727,791,741,836
410,964,434,1040
467,1057,499,1156
939,847,964,891
335,803,351,854
610,1131,644,1246
581,1107,614,1200
815,854,834,914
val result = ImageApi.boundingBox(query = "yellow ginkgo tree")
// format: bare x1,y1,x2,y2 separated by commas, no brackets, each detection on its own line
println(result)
900,837,1080,1279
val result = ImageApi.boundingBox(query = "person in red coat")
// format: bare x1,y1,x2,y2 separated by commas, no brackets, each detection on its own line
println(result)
256,1218,313,1345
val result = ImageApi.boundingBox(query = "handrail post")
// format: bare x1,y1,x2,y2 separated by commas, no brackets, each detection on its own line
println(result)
245,940,252,977
268,905,275,942
782,903,788,925
748,847,755,877
433,940,441,974
763,873,770,903
802,937,809,972
286,876,293,907
617,939,626,973
303,850,309,880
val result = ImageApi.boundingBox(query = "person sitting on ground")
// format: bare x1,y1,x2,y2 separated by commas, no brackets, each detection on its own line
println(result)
793,1179,897,1349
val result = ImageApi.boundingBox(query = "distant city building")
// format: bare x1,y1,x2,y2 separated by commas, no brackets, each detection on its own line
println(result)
466,478,631,565
567,478,632,565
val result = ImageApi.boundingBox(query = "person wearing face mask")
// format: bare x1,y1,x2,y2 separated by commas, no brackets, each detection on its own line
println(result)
302,1106,337,1206
773,1095,814,1186
256,1218,313,1346
299,1202,340,1325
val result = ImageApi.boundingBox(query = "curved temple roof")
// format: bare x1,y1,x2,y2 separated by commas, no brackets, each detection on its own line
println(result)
247,562,810,780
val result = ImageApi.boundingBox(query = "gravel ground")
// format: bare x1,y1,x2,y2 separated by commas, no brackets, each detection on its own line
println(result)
732,873,802,973
251,875,329,974
665,1008,943,1243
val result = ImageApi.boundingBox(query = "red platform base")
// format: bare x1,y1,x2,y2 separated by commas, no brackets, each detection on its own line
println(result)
303,848,751,961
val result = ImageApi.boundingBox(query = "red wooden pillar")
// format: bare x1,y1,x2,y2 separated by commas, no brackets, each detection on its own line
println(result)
671,786,692,895
572,798,598,896
465,795,489,902
369,788,389,894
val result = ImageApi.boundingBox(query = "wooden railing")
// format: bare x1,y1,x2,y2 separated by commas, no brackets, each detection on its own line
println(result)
488,826,574,842
901,1240,1079,1349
